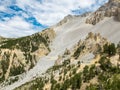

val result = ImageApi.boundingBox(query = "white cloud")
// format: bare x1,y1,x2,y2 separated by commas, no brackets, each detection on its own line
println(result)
0,6,6,11
8,16,31,30
15,0,108,25
0,16,36,38
0,0,108,37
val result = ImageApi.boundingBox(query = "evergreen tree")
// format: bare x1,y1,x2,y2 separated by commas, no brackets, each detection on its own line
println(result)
103,43,116,56
109,43,116,55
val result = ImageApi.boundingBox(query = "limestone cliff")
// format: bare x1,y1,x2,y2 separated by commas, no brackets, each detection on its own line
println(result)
86,0,120,25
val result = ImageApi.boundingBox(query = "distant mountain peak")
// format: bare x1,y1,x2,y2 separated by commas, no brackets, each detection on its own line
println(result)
56,12,91,26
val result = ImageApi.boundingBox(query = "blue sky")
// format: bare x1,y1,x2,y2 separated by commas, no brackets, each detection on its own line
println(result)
0,0,108,37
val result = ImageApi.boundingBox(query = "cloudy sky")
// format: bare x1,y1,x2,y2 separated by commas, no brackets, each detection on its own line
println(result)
0,0,108,38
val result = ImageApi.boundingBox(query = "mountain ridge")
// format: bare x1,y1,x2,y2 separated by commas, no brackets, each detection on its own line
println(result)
0,28,55,81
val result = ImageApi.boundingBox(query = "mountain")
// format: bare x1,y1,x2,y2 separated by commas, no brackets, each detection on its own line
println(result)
86,0,120,24
0,0,120,90
0,28,55,81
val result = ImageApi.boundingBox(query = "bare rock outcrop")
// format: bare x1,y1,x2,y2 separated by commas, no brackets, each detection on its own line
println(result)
117,8,120,20
56,15,73,26
86,0,120,25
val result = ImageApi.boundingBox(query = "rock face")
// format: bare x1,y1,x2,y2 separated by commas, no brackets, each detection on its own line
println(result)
0,28,56,80
117,8,120,20
54,32,108,66
86,0,120,25
56,15,74,26
57,13,91,26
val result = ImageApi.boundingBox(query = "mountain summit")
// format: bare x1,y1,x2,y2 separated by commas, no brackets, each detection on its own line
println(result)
86,0,120,25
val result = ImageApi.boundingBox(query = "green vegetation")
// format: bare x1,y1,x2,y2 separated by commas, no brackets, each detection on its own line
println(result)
86,56,120,90
30,78,45,90
54,45,119,90
60,72,82,90
62,59,70,66
7,76,19,85
0,52,10,80
50,72,82,90
73,45,85,59
87,74,120,90
103,43,116,56
15,77,45,90
10,65,25,76
0,33,50,53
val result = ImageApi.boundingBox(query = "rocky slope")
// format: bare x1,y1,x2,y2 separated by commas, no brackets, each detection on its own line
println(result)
86,0,120,25
0,28,55,81
14,33,120,90
0,0,120,90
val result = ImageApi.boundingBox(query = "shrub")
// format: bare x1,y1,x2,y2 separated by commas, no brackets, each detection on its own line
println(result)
103,43,116,56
